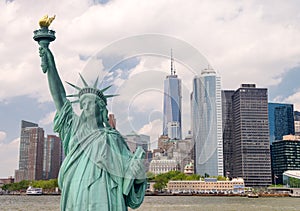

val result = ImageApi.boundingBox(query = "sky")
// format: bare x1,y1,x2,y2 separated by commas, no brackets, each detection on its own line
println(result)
1,0,300,177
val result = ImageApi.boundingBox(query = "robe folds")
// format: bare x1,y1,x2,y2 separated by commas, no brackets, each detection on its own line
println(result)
54,100,146,211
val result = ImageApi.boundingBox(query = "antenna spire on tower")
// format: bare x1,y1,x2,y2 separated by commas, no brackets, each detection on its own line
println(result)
171,48,174,75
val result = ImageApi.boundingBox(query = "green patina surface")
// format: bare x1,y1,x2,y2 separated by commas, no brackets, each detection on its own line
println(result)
33,17,146,211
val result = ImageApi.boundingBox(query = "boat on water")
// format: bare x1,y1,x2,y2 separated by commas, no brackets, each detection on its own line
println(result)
289,188,300,197
247,193,259,198
26,186,43,195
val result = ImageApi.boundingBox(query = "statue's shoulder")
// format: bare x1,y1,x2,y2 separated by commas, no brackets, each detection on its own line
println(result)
104,128,121,136
103,128,127,142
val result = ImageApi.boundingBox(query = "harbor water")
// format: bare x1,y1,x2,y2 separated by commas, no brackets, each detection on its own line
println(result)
0,195,300,211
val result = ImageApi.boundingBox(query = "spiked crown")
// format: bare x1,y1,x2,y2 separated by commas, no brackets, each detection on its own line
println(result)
66,73,117,105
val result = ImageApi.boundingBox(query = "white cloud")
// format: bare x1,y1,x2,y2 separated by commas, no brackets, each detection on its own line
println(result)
0,131,7,143
113,76,126,88
0,138,19,177
139,119,162,149
283,90,300,111
1,0,300,102
39,111,56,126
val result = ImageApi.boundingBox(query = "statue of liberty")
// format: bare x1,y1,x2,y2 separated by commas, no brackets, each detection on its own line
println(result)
33,15,146,211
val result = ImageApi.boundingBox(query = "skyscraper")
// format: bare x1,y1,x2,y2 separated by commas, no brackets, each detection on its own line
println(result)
231,84,272,187
124,131,150,153
108,113,116,129
192,67,223,176
162,51,182,140
15,120,44,182
271,135,300,184
43,135,63,179
295,111,300,135
268,103,295,144
221,90,235,177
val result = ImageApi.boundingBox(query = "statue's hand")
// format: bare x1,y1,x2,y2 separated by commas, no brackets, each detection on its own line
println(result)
39,47,48,73
130,159,145,180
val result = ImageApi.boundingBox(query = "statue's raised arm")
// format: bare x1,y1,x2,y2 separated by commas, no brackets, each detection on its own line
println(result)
33,16,147,211
33,15,66,111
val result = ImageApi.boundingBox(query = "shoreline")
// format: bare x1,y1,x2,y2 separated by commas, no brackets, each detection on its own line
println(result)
145,192,290,197
1,192,290,198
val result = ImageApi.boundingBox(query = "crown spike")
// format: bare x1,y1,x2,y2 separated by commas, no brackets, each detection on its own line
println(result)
79,73,89,87
93,77,99,88
100,85,112,93
104,94,119,98
66,94,79,98
65,81,81,90
66,77,117,106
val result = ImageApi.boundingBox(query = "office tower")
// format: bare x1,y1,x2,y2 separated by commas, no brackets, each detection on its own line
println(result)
162,52,182,140
173,139,194,172
295,111,300,135
157,135,173,152
221,90,235,178
15,120,44,182
271,135,300,184
108,113,116,129
231,84,272,187
295,111,300,121
268,103,295,144
124,131,150,153
43,135,63,179
191,67,223,177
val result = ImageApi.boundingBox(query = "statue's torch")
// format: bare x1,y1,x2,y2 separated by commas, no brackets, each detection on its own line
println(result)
33,15,56,73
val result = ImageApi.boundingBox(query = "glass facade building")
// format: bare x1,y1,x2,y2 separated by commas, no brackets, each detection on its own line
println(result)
191,68,223,176
294,111,300,135
271,135,300,184
221,90,235,177
163,74,182,140
268,103,295,144
124,132,150,153
283,170,300,188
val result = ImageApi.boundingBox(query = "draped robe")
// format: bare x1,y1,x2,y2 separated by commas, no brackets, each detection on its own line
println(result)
54,101,146,211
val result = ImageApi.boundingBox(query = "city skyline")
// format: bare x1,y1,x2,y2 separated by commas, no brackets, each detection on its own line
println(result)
1,1,300,177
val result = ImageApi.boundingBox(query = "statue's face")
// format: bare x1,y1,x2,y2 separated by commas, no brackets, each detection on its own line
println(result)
80,94,100,119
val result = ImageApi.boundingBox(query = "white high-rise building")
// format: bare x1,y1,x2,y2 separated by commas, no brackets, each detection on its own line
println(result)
191,68,223,176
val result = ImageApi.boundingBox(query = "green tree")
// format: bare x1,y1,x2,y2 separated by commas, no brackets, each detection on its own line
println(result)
2,179,59,192
289,177,300,188
171,172,187,181
216,176,227,181
153,173,169,191
146,172,155,181
186,174,200,180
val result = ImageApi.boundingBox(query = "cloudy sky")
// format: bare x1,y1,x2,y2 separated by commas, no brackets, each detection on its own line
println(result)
1,0,300,177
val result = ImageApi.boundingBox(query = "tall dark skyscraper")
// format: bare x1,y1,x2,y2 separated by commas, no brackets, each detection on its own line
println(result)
268,103,295,144
15,120,44,182
232,84,272,186
221,90,235,177
227,84,272,187
295,111,300,135
163,51,182,140
43,135,63,179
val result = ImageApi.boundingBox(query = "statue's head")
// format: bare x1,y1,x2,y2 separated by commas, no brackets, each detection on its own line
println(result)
79,93,102,119
66,73,117,111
